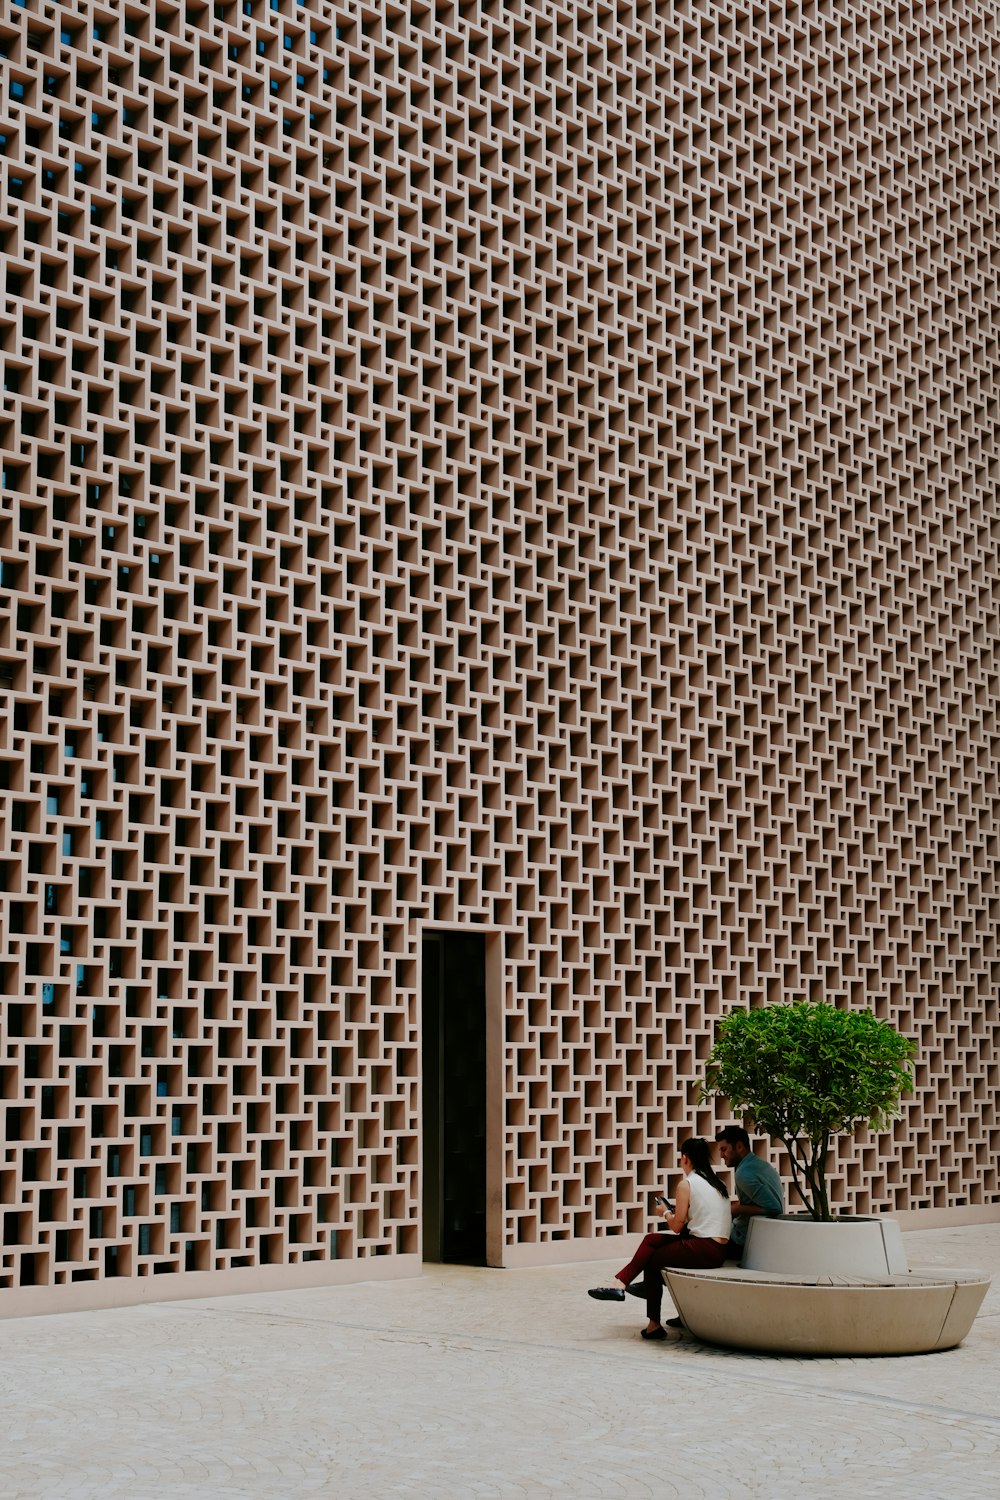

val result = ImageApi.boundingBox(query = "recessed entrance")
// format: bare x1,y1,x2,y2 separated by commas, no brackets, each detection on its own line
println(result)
421,930,488,1265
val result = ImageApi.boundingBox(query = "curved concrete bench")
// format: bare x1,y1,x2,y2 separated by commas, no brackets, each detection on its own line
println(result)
662,1265,991,1356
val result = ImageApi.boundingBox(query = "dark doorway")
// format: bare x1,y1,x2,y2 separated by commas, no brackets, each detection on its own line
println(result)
422,931,487,1264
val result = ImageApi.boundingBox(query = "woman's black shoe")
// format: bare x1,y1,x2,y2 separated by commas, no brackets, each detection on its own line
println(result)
640,1326,668,1340
588,1285,625,1301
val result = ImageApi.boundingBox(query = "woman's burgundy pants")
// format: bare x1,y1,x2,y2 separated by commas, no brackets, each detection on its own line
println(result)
617,1232,728,1323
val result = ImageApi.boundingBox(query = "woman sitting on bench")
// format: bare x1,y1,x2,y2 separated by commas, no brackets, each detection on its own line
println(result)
588,1136,732,1341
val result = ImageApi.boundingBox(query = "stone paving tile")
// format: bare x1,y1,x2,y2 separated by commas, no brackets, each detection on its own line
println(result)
0,1226,997,1499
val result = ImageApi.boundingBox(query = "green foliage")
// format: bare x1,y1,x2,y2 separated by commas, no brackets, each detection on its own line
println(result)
702,1003,915,1220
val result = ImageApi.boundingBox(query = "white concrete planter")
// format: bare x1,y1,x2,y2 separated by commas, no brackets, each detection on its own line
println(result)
742,1213,908,1277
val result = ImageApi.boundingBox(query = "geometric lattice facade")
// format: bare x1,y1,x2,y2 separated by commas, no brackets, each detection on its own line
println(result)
2,0,999,1307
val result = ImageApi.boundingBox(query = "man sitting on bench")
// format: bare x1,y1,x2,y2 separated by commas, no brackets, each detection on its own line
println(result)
716,1124,785,1258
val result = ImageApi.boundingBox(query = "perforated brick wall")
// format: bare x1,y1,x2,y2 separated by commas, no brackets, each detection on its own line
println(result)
1,0,999,1300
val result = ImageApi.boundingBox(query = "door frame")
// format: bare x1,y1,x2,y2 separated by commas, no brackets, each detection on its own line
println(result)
417,922,504,1267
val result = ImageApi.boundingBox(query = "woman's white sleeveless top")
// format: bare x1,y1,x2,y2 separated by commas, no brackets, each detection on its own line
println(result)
685,1172,733,1240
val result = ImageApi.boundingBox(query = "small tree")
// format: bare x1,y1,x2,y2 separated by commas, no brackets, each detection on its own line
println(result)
701,1002,915,1221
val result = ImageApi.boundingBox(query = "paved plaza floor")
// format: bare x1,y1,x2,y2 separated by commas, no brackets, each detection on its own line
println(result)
1,1223,998,1499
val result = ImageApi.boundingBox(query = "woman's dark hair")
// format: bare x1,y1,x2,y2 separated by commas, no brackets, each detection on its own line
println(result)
680,1136,729,1199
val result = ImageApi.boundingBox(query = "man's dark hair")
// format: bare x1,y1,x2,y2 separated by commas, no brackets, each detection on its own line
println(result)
715,1125,750,1150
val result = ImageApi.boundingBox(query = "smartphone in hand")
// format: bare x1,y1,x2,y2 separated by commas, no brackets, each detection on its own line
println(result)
655,1196,673,1210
